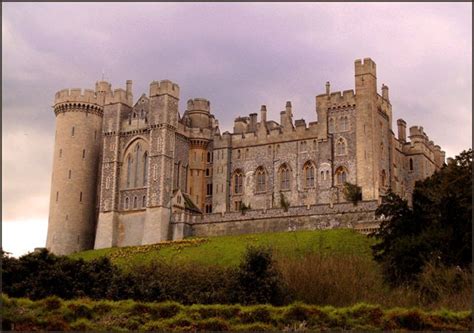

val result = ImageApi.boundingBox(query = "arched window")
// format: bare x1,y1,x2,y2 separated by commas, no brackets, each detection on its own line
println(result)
255,167,266,192
234,170,243,194
279,164,290,190
133,196,137,208
206,168,210,177
134,144,141,187
303,162,315,188
237,150,241,159
207,152,211,163
126,155,132,188
336,138,346,155
328,118,335,133
143,151,148,186
381,169,386,187
340,116,349,131
335,166,347,185
142,195,146,207
409,158,414,171
125,197,129,209
320,170,325,180
325,170,329,180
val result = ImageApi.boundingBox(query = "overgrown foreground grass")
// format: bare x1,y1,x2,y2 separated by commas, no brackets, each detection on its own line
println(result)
71,229,373,268
2,294,472,332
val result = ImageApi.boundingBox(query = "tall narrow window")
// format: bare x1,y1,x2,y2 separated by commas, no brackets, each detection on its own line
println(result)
71,126,75,136
82,149,86,159
143,152,148,186
409,158,414,171
335,167,347,185
68,170,72,179
80,192,83,202
207,152,211,163
134,144,141,187
127,155,132,188
56,191,59,202
94,130,97,140
142,195,146,207
279,164,290,190
304,162,315,188
336,138,346,155
381,169,386,187
256,167,266,192
134,196,137,208
328,118,335,133
234,171,243,194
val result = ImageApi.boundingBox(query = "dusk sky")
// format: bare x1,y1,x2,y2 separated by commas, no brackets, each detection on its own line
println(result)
2,2,472,257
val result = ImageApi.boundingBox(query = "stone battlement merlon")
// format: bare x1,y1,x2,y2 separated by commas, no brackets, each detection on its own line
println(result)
187,98,210,113
149,80,180,99
105,88,129,105
354,57,376,77
54,88,102,106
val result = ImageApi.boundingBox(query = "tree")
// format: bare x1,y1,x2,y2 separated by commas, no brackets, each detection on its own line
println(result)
371,149,472,285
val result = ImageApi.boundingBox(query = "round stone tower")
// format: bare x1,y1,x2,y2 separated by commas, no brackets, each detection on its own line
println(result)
46,83,110,255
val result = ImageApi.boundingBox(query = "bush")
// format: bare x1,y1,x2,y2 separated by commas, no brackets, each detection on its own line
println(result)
343,182,362,205
234,246,289,305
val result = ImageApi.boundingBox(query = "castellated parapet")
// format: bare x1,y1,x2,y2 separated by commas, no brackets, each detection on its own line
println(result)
46,58,447,255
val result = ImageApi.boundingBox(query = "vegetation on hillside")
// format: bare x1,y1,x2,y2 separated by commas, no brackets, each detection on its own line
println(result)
2,294,472,332
371,149,472,285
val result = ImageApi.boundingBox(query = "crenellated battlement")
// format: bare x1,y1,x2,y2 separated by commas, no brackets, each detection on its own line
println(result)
354,57,376,77
187,98,210,113
149,80,180,98
409,126,427,138
316,89,356,109
54,88,101,106
105,88,129,105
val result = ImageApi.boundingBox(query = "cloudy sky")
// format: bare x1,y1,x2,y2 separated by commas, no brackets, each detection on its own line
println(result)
2,2,471,257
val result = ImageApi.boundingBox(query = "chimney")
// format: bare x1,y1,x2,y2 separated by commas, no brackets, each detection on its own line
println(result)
260,105,267,124
286,101,292,117
397,119,406,143
249,113,258,132
326,81,330,95
126,80,133,105
382,84,389,101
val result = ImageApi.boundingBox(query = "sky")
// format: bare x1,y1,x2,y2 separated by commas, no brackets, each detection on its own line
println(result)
2,2,472,257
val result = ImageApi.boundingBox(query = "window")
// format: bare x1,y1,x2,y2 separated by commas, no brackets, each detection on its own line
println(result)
340,116,349,131
142,195,146,207
143,152,148,186
125,197,129,209
68,170,72,179
328,118,335,133
335,166,347,185
234,170,243,194
336,138,346,155
325,170,329,180
255,167,266,192
56,191,59,202
409,158,414,171
80,192,83,202
71,126,75,136
245,148,249,159
268,145,272,155
380,169,386,187
134,196,137,208
82,149,86,159
134,144,141,187
206,168,210,177
126,155,132,188
304,162,315,188
59,149,62,158
207,183,213,196
279,164,290,190
207,152,211,163
320,171,325,180
94,130,97,140
234,201,242,211
237,150,241,159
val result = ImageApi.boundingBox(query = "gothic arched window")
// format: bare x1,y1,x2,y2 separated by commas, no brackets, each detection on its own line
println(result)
340,116,349,131
134,144,141,187
234,170,243,194
126,155,132,188
255,167,266,193
279,164,290,190
381,169,386,187
335,166,347,185
143,151,148,186
125,197,129,209
410,158,414,171
303,162,315,188
328,118,335,133
336,138,347,155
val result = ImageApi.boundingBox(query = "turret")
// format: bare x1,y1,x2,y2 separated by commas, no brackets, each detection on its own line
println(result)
397,119,407,143
186,98,211,129
260,105,267,124
46,85,105,255
326,81,330,95
381,84,389,101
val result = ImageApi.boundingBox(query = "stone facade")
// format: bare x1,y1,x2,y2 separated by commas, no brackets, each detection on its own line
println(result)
46,58,446,255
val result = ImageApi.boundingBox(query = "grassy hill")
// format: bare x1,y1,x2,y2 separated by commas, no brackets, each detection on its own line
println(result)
71,229,376,269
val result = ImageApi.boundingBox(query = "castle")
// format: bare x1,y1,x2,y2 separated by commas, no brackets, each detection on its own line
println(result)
46,58,446,255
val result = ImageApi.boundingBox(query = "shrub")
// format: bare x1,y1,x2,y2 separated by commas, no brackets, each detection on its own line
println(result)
234,246,288,305
196,318,230,331
343,182,362,205
240,305,273,323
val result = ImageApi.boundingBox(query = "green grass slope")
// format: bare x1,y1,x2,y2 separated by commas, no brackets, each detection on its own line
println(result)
71,229,375,269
